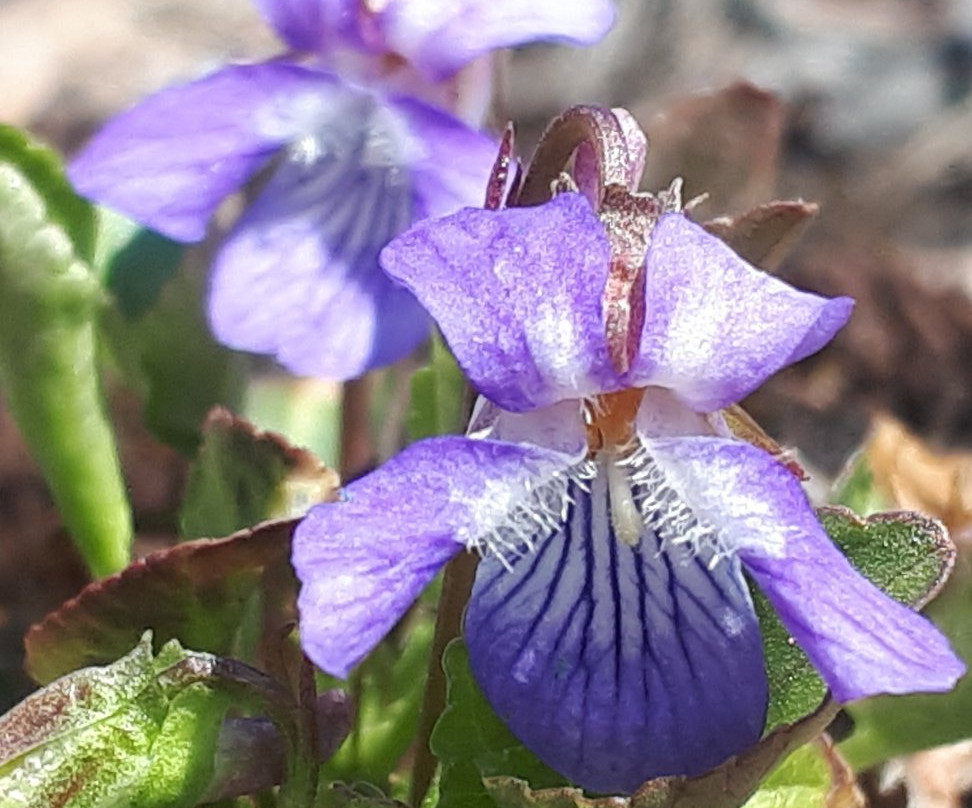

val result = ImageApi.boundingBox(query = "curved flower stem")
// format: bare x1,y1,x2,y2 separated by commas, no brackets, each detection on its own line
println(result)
408,551,479,807
517,105,635,207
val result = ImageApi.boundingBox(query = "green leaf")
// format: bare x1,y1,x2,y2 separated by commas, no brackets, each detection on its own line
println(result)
407,335,467,442
323,613,436,791
758,506,954,730
180,407,339,540
0,139,131,578
0,124,96,263
819,507,953,609
93,207,183,317
753,589,828,731
740,744,830,808
23,519,298,684
98,258,246,454
829,452,891,516
742,737,864,808
243,374,342,469
0,633,231,808
432,640,567,808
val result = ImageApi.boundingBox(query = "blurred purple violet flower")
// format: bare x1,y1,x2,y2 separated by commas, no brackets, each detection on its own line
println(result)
292,178,965,792
67,0,615,378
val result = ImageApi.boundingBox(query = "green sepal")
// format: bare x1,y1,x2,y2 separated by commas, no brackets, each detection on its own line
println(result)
0,134,131,578
758,506,954,729
0,633,231,808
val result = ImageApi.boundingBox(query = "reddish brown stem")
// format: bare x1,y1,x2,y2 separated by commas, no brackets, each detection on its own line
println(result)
408,551,479,806
340,375,374,481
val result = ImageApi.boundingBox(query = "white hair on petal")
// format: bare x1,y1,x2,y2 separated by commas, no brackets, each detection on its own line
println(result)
471,460,596,571
623,443,730,566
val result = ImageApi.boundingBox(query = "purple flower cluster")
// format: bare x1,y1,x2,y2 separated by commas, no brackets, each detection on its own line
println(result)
292,118,964,792
68,0,615,378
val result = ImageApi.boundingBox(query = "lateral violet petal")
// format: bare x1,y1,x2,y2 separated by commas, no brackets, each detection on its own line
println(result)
68,62,343,242
465,468,767,793
627,214,854,412
647,436,966,701
389,96,498,220
381,192,622,411
294,436,572,677
379,0,617,80
208,88,430,378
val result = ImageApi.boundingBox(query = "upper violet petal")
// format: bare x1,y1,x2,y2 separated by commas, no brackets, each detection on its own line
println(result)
389,95,498,220
627,214,853,412
647,436,966,701
68,62,344,242
379,0,616,80
208,87,431,379
381,192,622,411
294,436,573,677
465,465,767,793
251,0,344,51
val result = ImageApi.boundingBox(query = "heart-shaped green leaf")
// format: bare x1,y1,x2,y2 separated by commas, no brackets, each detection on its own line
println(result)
180,407,339,540
24,520,298,685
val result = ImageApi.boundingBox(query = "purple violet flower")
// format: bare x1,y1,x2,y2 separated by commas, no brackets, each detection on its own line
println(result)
292,190,964,791
67,0,615,379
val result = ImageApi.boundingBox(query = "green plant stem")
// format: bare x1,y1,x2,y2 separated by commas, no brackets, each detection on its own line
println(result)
0,164,131,577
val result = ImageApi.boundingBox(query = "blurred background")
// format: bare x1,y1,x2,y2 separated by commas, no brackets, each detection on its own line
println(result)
1,0,971,804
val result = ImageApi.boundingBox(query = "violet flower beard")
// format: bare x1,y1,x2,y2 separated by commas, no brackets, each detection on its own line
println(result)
66,0,615,379
293,190,964,794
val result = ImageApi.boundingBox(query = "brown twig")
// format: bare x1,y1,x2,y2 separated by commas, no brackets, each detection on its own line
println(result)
340,375,375,481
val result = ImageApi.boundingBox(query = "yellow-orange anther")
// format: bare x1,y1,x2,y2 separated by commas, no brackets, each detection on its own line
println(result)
585,387,645,453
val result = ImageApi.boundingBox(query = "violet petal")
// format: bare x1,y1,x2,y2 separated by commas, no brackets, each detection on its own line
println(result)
380,0,617,80
294,436,572,677
251,0,343,52
68,62,343,242
389,95,498,220
465,466,767,793
208,89,429,378
381,192,622,411
627,214,853,412
647,436,966,701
